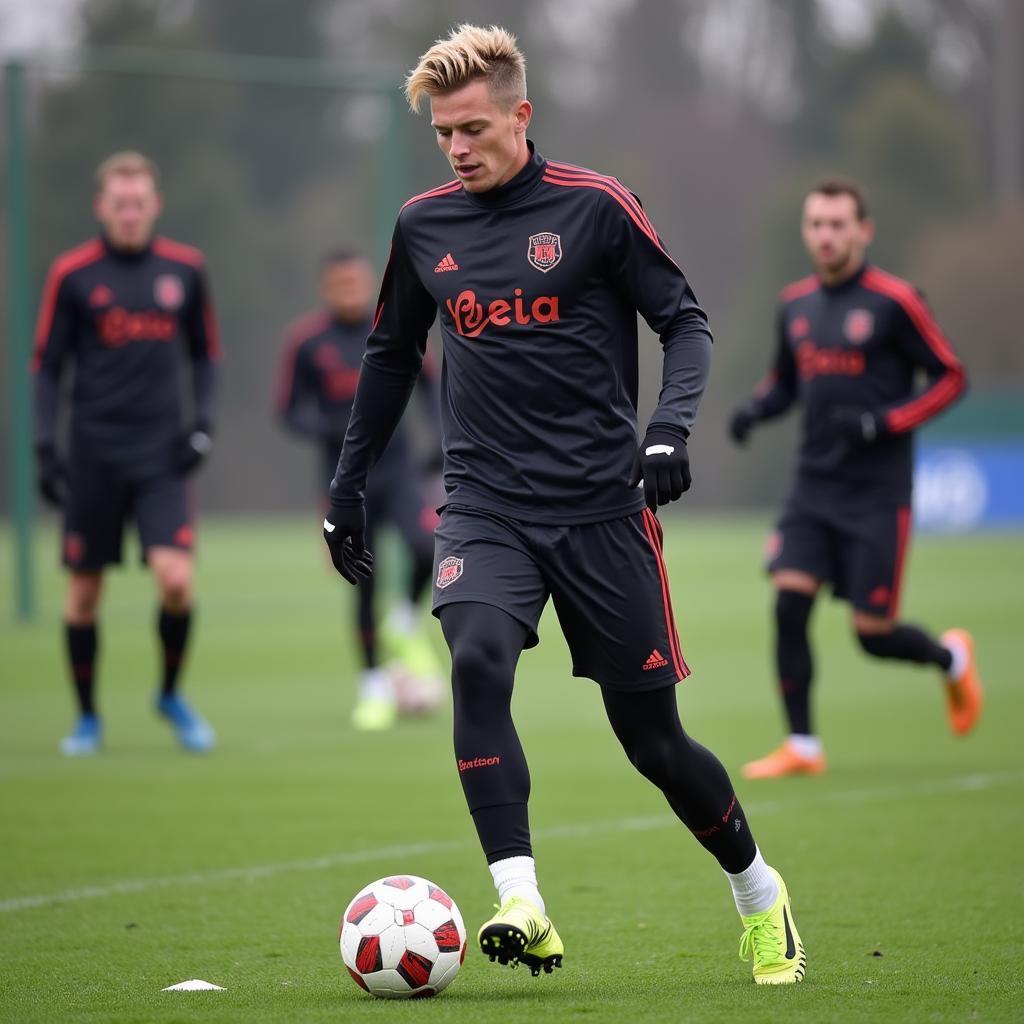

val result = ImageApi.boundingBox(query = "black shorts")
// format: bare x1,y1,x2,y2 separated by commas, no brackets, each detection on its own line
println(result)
767,488,912,618
62,460,193,570
431,505,690,691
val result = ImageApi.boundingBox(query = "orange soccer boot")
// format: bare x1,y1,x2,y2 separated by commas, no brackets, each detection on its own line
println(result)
742,740,826,780
941,628,983,736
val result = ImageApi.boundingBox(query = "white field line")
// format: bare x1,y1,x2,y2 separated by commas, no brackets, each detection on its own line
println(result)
1,770,1019,915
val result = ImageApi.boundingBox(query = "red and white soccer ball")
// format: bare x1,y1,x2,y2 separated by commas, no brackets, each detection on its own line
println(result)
340,875,467,999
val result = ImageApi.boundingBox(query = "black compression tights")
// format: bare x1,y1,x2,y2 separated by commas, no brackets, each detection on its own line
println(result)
440,602,756,874
601,686,756,873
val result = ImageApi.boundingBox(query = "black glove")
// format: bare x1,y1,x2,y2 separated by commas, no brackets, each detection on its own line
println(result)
728,402,759,445
323,501,374,585
35,443,66,507
628,427,691,511
175,425,213,474
831,406,883,445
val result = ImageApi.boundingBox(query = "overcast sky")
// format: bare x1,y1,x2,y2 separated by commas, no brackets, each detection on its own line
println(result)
0,0,83,55
0,0,901,59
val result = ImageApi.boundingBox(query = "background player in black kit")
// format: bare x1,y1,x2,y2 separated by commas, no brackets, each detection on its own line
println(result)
32,151,221,756
729,178,982,781
323,25,805,985
276,250,443,731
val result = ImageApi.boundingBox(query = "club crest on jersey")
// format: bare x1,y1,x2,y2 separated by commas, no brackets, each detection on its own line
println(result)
844,308,874,344
88,284,114,308
789,314,810,339
154,273,185,311
527,232,562,273
436,556,463,589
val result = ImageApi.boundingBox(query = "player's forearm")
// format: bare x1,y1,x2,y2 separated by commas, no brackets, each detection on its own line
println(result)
882,363,967,435
191,360,218,432
648,316,712,438
747,378,796,422
329,359,418,505
32,371,61,450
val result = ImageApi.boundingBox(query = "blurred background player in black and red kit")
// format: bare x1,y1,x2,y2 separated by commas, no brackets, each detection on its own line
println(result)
729,177,982,781
32,151,221,756
276,250,443,731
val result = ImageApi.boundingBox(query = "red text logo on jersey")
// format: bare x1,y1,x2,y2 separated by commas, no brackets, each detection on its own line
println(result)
445,289,560,339
154,274,185,311
527,232,562,273
796,341,865,380
98,308,177,347
844,308,874,344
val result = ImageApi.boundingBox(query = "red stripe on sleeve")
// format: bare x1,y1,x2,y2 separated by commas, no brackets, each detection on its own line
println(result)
887,374,964,434
31,238,104,373
203,297,222,362
779,276,819,302
752,369,778,399
861,268,965,433
545,161,660,240
542,171,679,269
400,180,461,211
152,236,205,268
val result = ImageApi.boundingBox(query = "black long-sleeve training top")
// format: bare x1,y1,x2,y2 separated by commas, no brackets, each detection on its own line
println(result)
32,234,221,466
744,263,966,500
275,309,438,472
332,141,713,525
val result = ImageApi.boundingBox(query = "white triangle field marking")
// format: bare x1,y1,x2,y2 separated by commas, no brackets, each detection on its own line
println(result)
161,979,225,991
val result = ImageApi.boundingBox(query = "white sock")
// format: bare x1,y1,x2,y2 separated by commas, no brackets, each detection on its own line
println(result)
725,848,779,916
386,600,418,636
488,856,545,914
787,733,823,759
945,637,968,681
358,667,394,701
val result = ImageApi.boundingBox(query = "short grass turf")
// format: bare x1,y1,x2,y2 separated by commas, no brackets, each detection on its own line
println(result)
1,515,1021,1024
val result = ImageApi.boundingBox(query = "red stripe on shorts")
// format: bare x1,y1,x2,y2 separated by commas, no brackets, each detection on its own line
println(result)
641,508,690,680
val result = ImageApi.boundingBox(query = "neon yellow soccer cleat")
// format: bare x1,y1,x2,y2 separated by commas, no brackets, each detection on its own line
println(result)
478,897,564,976
381,613,441,678
738,868,806,985
349,695,397,732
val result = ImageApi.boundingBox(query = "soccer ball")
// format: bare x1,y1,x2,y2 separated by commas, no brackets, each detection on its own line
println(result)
340,875,467,998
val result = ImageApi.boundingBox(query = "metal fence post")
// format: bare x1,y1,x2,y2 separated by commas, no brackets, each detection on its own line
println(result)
5,60,35,621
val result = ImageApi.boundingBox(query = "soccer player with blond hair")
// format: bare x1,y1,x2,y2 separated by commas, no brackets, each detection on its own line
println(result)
325,25,806,984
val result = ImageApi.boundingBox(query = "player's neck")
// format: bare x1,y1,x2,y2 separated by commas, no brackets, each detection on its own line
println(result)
493,141,531,189
818,257,866,288
463,139,541,208
101,232,154,259
328,306,370,325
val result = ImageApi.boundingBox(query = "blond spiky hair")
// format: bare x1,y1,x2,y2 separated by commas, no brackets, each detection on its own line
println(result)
405,24,526,113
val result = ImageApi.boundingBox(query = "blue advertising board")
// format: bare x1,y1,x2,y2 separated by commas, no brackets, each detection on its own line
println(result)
914,442,1024,532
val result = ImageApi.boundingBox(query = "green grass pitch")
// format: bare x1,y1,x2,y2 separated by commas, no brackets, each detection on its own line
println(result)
1,516,1021,1023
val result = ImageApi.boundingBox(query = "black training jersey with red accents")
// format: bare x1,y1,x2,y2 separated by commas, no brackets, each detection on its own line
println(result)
276,309,437,473
32,235,221,466
276,310,372,446
333,142,712,525
746,263,966,500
